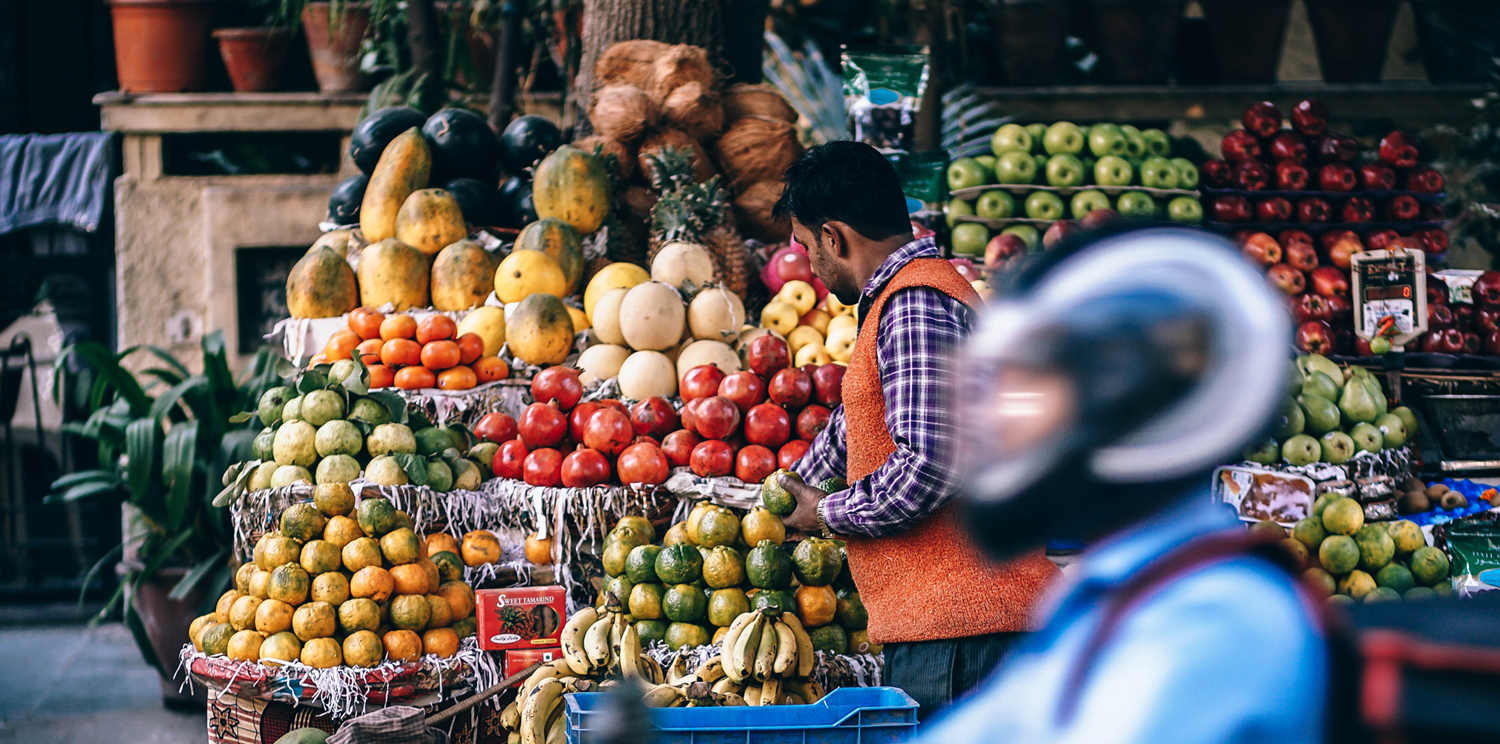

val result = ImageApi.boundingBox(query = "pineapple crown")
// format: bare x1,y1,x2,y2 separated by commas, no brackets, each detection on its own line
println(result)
647,145,729,244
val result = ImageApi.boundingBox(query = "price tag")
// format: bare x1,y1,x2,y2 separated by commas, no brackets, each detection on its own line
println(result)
1350,249,1427,345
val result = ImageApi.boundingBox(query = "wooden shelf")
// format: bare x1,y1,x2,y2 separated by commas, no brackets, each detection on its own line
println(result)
93,90,566,133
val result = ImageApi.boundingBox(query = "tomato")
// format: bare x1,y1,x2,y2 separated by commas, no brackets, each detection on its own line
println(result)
616,442,669,486
735,444,777,483
380,338,422,367
380,314,417,340
689,440,734,478
471,356,509,383
436,365,476,390
394,366,436,389
561,447,611,488
522,448,564,487
662,430,701,468
348,307,385,340
628,397,679,440
456,333,484,365
532,367,583,411
519,402,567,449
475,412,519,443
583,408,635,458
416,315,457,344
366,364,395,389
324,330,361,361
492,439,529,479
420,340,461,370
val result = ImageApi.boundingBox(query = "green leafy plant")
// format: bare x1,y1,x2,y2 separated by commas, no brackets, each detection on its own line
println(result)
47,332,282,672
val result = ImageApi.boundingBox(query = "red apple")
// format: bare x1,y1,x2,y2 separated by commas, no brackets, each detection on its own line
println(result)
629,397,679,440
492,439,529,480
1211,195,1254,222
744,402,791,448
1333,325,1354,355
1202,159,1234,188
735,444,778,483
689,439,735,478
520,402,568,449
1353,336,1374,356
568,401,602,443
1365,229,1400,251
746,335,791,379
1234,160,1271,191
1341,197,1375,223
1232,229,1257,246
522,448,564,487
773,249,814,286
1292,294,1334,324
1267,264,1307,295
1428,273,1450,306
1241,101,1283,138
1424,202,1445,221
796,405,832,442
1405,166,1444,193
1269,132,1307,163
768,367,813,409
681,364,727,402
1328,237,1363,270
1359,162,1397,190
1386,195,1420,221
1434,328,1466,354
1474,271,1500,308
661,429,701,468
1241,232,1283,266
1292,99,1329,137
617,441,669,485
1080,208,1121,230
985,233,1028,269
1043,220,1079,249
1327,294,1352,317
912,221,934,239
1379,130,1420,169
1412,226,1448,255
694,395,741,440
561,447,612,488
531,367,583,411
1452,303,1475,330
1296,321,1335,354
474,412,519,444
718,371,767,415
1256,197,1293,222
1478,308,1500,333
1463,331,1481,355
811,364,845,408
1221,130,1262,162
1296,197,1332,223
1285,241,1319,272
1486,330,1500,355
778,439,811,470
1428,302,1454,331
1318,163,1357,191
950,258,982,283
1275,160,1310,191
1320,229,1360,251
1310,266,1351,297
1315,133,1358,163
1278,229,1315,249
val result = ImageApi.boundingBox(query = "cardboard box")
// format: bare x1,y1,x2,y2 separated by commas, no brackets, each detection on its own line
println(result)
504,647,564,678
475,585,567,651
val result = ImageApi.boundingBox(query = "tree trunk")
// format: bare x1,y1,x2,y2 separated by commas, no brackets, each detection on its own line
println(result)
406,0,443,82
487,0,524,132
575,0,750,137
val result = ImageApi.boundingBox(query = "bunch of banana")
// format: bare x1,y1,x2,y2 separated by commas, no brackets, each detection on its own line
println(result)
642,677,747,708
721,608,816,686
508,673,597,744
560,594,655,680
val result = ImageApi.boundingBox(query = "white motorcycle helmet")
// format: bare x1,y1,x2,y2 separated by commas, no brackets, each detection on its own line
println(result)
958,225,1293,559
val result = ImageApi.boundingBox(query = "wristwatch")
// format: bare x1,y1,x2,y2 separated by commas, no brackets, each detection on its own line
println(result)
815,498,835,539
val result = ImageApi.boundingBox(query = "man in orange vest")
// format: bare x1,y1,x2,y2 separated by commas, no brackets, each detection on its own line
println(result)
770,141,1059,719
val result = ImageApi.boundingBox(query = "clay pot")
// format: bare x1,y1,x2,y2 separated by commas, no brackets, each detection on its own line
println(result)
129,565,211,706
1305,0,1399,83
108,0,214,92
214,28,293,92
1200,0,1292,83
301,1,370,92
1082,0,1188,84
985,0,1073,85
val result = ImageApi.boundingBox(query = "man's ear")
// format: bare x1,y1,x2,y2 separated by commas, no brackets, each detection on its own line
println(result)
824,221,853,259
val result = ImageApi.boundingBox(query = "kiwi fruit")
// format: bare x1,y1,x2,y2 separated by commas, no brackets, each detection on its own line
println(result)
1399,492,1430,514
1439,491,1467,510
1426,484,1451,498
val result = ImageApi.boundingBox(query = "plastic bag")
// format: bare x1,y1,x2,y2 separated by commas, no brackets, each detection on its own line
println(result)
1444,518,1500,597
841,46,930,155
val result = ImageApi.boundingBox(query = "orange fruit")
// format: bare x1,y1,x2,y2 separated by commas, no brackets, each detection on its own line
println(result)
416,315,457,344
355,338,384,364
437,366,477,390
380,314,417,340
367,364,395,389
350,566,395,602
390,563,431,595
324,330,361,361
420,340,461,370
472,356,509,383
425,533,461,556
395,366,436,390
794,584,837,627
383,629,423,662
381,338,421,367
461,531,501,567
525,533,553,565
343,629,384,667
423,627,460,658
435,580,475,619
456,334,484,365
349,307,385,340
308,353,327,366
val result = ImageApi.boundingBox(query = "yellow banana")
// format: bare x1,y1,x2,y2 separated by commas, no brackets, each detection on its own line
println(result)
675,674,703,688
618,624,642,680
666,654,690,685
544,700,566,744
744,684,763,706
521,658,573,700
753,621,778,682
611,612,627,652
584,612,614,670
717,692,748,706
785,677,825,704
500,699,521,730
560,607,600,675
771,621,797,676
695,655,726,683
521,678,564,744
640,655,664,685
642,683,686,708
599,679,619,690
731,613,765,682
782,613,816,678
508,732,521,744
761,676,782,706
719,612,755,682
711,677,743,695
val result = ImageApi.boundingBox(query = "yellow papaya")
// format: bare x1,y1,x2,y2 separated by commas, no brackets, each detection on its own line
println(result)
532,145,610,235
308,229,354,258
514,218,585,295
430,239,497,311
508,293,575,366
357,238,430,311
394,188,468,256
360,128,431,243
286,246,359,318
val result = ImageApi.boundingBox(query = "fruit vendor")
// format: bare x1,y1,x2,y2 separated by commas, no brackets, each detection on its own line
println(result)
769,141,1059,718
919,227,1324,743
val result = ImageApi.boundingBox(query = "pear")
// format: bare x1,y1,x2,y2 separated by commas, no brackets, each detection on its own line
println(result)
1391,406,1420,439
1349,422,1383,453
1298,354,1344,392
1362,375,1387,417
1298,394,1341,436
1282,434,1322,466
1320,431,1356,465
1274,398,1305,439
1244,439,1280,465
1374,413,1407,449
1301,371,1341,402
1338,378,1379,426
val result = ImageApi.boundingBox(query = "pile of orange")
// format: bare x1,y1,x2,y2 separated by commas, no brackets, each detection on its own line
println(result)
323,307,509,390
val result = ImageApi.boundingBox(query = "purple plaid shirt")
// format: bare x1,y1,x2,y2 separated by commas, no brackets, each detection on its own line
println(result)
792,236,976,537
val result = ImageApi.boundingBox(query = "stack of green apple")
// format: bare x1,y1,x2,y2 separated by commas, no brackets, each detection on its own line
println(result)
1243,353,1418,468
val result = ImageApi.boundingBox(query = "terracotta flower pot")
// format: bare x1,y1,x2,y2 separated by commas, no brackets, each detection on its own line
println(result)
1305,0,1399,83
108,0,214,92
301,2,370,92
214,28,294,92
1199,0,1292,83
985,0,1073,86
129,565,211,706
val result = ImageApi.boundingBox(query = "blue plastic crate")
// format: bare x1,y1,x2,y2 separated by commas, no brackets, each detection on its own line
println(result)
565,686,919,744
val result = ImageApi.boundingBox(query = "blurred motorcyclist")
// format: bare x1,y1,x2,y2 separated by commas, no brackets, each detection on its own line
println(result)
919,225,1326,744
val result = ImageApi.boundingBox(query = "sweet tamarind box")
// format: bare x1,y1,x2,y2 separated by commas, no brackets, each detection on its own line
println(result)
504,647,565,678
475,585,567,651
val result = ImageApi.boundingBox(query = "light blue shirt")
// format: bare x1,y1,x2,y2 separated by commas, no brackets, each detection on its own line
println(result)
919,494,1326,744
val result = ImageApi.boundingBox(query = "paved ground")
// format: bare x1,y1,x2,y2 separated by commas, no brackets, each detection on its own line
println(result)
0,622,202,744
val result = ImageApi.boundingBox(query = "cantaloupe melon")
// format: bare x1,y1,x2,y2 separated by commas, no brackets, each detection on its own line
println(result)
287,246,359,318
576,344,630,384
618,351,677,400
675,340,740,382
357,239,430,311
591,288,629,346
507,294,575,366
515,218,585,295
619,282,686,351
584,262,649,320
650,241,716,288
686,286,745,342
430,239,496,311
495,250,567,304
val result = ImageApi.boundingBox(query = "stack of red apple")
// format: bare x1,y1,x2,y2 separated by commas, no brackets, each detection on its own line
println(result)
1414,270,1500,357
1243,228,1362,356
673,335,842,483
1206,100,1447,254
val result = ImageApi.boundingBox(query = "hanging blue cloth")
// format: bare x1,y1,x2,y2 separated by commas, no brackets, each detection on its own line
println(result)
0,132,115,236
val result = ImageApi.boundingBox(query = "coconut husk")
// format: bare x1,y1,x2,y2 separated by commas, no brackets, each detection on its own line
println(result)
622,183,658,222
574,134,637,181
638,127,718,184
651,45,716,102
662,82,724,142
722,84,798,124
595,39,670,92
733,180,790,243
713,115,803,189
589,84,659,145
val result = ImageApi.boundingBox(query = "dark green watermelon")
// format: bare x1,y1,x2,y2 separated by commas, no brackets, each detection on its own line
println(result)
328,173,368,224
422,108,500,182
444,178,503,227
499,176,537,227
499,115,562,175
349,107,427,175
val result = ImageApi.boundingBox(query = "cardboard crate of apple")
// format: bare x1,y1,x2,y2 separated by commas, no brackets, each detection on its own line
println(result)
1242,353,1416,470
1204,100,1448,245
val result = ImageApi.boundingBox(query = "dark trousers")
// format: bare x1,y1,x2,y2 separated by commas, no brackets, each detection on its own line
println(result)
884,632,1025,721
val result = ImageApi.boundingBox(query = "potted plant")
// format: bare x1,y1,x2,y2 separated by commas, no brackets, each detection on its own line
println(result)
283,0,375,92
108,0,215,92
215,0,297,92
49,332,280,703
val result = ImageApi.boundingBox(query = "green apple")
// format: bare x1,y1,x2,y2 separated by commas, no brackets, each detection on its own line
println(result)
1139,157,1180,189
974,154,997,176
995,151,1037,184
947,157,991,191
1119,124,1147,159
1045,154,1085,187
1043,121,1085,156
1088,123,1127,157
1170,158,1199,189
991,123,1033,155
1141,128,1172,158
1281,433,1322,466
1070,190,1112,219
945,198,974,228
951,222,990,257
1165,196,1202,224
1001,224,1040,251
1033,153,1050,176
1094,155,1133,187
1024,191,1066,220
1321,431,1356,465
1025,123,1049,152
1116,191,1158,219
1080,157,1096,184
975,190,1015,220
1244,439,1280,465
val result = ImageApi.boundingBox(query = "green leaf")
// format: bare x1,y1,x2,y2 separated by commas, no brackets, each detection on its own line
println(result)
439,447,462,464
298,369,329,393
49,479,123,503
227,411,254,423
140,367,186,387
77,544,122,606
367,390,408,424
142,346,192,380
212,460,257,508
62,342,151,415
50,470,117,491
149,376,208,424
393,453,428,486
124,418,161,505
169,549,228,601
162,421,199,531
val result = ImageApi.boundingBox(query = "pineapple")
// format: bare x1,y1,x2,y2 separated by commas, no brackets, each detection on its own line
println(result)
643,145,750,297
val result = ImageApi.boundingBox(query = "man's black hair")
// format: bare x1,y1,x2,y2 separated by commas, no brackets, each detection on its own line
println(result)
772,141,912,241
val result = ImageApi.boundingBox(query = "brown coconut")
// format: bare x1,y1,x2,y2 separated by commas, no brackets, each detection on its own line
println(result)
595,39,669,92
662,82,725,141
713,115,803,189
638,127,718,184
733,181,790,243
651,45,716,102
622,183,658,221
722,84,798,124
574,135,637,180
589,84,659,145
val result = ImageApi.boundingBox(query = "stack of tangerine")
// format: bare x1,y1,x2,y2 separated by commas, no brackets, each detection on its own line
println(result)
317,308,509,391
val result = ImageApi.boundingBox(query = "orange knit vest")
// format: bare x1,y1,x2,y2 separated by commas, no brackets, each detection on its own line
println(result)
842,258,1058,645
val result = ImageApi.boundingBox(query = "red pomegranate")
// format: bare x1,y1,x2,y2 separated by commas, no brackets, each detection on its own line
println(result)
531,367,583,411
680,364,727,402
735,444,778,483
474,412,518,443
628,397,679,440
796,405,832,442
519,402,567,449
491,439,529,480
568,401,603,443
778,439,811,470
694,396,741,440
561,447,611,487
662,429,702,468
617,442,670,485
689,440,735,478
718,371,767,415
744,402,791,448
582,407,635,458
522,448,563,486
767,368,813,409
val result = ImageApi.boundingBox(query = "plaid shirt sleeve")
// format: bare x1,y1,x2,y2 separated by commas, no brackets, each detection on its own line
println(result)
790,403,846,486
817,287,975,537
